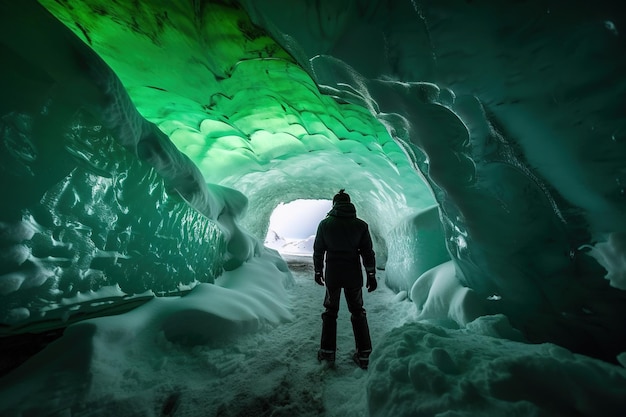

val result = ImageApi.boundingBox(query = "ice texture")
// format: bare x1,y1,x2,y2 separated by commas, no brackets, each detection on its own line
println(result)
368,317,626,417
240,0,626,361
1,1,626,414
0,0,263,330
1,262,625,417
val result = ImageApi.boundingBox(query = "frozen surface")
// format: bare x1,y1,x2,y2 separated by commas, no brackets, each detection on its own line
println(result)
240,0,626,360
0,3,626,414
15,0,623,360
1,260,625,417
370,317,626,417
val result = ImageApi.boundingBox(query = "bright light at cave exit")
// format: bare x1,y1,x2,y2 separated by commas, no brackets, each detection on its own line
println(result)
264,199,332,254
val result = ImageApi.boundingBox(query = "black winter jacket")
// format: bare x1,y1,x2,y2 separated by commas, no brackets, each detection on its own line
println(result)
313,202,376,289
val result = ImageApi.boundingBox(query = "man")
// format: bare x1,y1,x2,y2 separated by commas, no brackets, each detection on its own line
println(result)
313,189,377,369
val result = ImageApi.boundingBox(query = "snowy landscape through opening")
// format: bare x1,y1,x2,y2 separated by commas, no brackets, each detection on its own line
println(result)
264,199,332,256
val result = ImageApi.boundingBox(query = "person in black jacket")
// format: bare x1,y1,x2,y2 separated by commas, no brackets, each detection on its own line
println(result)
313,189,377,369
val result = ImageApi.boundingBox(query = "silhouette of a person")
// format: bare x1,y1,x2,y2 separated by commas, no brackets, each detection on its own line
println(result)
313,189,377,369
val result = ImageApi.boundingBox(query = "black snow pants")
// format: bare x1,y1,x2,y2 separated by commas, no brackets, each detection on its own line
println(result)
320,286,372,355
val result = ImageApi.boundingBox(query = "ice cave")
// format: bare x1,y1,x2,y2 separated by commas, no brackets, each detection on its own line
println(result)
1,0,625,416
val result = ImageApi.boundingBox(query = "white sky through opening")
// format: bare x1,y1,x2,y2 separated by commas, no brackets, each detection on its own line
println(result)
264,199,332,255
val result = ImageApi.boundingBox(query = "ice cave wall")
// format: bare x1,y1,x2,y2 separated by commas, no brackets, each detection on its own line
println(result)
0,0,625,363
240,0,626,360
31,0,439,270
0,0,250,331
0,0,436,335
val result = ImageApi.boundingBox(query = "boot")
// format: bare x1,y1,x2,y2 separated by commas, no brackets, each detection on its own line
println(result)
318,349,336,364
353,350,370,370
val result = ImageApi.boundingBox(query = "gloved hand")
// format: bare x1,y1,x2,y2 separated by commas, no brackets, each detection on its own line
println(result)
366,272,377,292
314,271,325,286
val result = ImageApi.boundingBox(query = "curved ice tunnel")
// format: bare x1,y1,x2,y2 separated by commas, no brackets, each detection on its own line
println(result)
0,0,624,366
240,0,626,360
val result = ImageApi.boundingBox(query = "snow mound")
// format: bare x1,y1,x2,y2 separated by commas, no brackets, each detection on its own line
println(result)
367,317,626,417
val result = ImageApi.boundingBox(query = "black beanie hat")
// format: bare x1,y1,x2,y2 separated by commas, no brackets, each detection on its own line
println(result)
333,189,350,204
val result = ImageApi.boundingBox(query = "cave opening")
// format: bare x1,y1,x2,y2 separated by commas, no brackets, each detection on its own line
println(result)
264,198,332,256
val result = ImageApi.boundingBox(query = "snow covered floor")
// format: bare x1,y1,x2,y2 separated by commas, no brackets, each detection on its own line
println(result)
2,255,626,417
166,257,417,417
0,256,416,417
132,257,415,417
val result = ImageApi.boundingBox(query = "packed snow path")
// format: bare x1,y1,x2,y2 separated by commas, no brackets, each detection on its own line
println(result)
147,256,415,417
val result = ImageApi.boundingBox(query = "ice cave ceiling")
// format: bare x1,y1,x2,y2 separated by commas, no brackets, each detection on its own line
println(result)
1,0,625,362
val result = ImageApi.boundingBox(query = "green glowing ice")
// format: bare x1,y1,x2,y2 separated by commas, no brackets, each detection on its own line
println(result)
0,0,436,332
39,0,429,192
